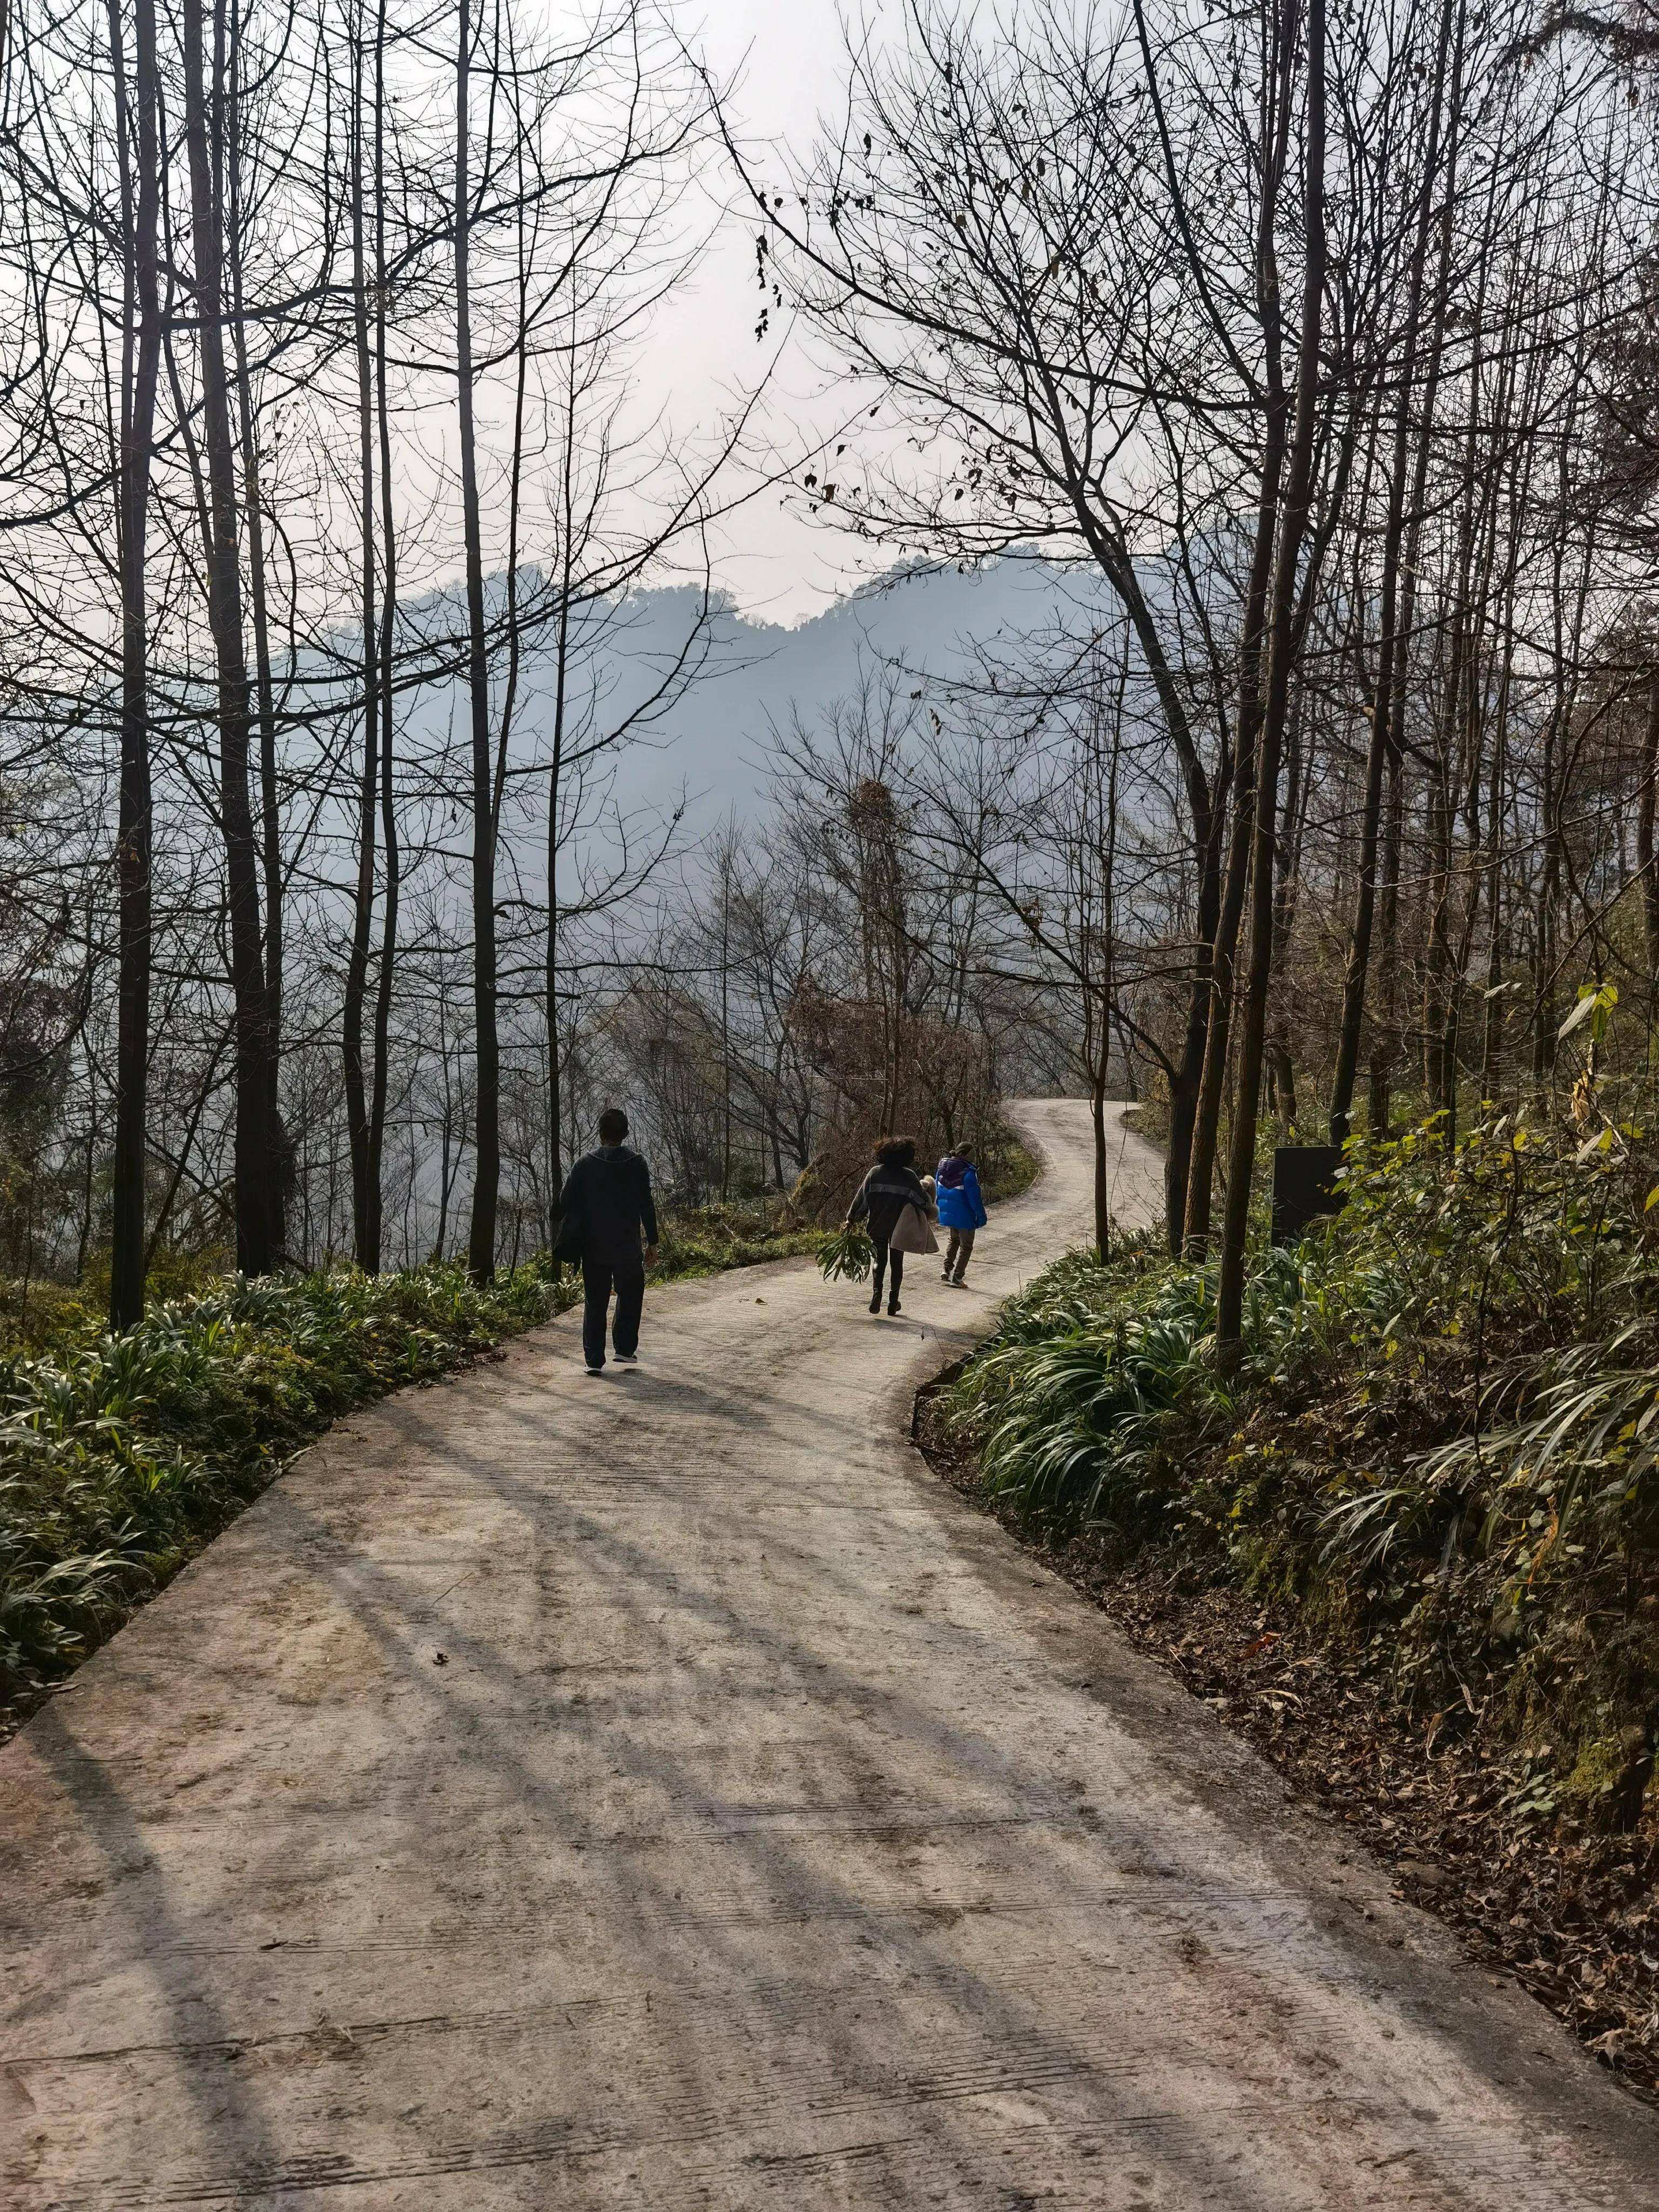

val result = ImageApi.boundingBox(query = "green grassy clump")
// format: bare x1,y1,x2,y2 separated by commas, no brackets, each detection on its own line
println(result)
977,1120,1043,1204
948,1105,1659,1809
1,1213,831,1728
653,1204,825,1279
0,1258,579,1722
0,1242,240,1357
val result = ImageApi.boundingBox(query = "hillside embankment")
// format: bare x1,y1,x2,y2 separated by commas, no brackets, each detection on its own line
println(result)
920,1104,1659,2098
0,1208,825,1742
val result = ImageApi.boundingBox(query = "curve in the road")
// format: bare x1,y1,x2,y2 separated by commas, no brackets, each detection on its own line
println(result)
2,1098,1656,2209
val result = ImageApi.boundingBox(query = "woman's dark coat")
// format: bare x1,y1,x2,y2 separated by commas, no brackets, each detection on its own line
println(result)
847,1161,929,1250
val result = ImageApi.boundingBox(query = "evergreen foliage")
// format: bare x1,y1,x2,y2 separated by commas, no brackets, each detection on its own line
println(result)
1,1212,826,1728
950,1105,1659,1820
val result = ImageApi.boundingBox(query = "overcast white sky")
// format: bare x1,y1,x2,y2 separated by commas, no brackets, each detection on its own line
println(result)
638,0,901,625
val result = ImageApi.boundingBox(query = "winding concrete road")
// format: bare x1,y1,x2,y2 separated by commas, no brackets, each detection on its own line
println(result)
4,1100,1657,2209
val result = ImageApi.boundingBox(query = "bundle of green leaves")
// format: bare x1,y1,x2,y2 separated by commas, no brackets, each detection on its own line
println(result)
818,1220,874,1283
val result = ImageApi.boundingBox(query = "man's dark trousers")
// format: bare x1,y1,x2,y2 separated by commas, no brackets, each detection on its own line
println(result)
583,1257,644,1368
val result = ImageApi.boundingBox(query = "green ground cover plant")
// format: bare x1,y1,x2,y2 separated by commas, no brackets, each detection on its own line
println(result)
1,1212,826,1732
948,1104,1659,1829
0,1260,575,1726
977,1124,1043,1204
652,1208,823,1279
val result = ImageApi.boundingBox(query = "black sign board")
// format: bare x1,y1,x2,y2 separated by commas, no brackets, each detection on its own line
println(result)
1271,1144,1345,1246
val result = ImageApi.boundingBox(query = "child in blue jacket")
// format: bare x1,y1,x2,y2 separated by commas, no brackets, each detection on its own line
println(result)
934,1145,988,1285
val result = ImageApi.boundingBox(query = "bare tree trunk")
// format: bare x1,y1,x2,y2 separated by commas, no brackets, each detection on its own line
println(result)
1180,2,1302,1258
369,0,400,1250
181,0,272,1275
1163,947,1210,1252
545,811,563,1201
343,3,382,1269
109,0,164,1330
1272,687,1310,962
1266,1030,1297,1127
225,22,286,1259
544,322,579,1208
1367,747,1404,1134
1638,669,1659,1037
1533,630,1567,1082
1422,699,1456,1117
1480,665,1510,1096
456,0,500,1283
1328,0,1454,1143
1077,561,1219,1256
719,852,733,1199
1181,502,1274,1258
1217,0,1325,1358
1372,25,1466,1139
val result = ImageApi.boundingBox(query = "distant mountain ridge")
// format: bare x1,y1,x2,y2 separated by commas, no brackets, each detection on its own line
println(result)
581,555,1115,838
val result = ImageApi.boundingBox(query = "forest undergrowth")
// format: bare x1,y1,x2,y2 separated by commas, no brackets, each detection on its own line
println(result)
0,1208,822,1741
925,1104,1659,2095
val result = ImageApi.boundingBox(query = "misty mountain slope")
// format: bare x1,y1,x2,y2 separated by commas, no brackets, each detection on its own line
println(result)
531,556,1118,843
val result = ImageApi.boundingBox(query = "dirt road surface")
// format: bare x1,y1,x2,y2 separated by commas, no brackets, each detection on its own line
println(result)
4,1100,1658,2209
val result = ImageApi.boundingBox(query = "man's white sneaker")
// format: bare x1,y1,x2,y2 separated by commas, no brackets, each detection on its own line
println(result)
615,1351,638,1363
585,1364,604,1375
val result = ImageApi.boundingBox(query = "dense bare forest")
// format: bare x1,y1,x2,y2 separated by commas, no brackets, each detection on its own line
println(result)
2,0,1657,1339
754,0,1659,1348
12,0,1659,2133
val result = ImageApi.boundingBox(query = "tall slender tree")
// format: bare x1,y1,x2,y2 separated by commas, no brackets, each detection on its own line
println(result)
180,0,272,1274
108,0,165,1327
455,0,499,1283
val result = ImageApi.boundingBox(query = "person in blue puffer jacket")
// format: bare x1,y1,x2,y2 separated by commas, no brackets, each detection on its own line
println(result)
934,1145,988,1285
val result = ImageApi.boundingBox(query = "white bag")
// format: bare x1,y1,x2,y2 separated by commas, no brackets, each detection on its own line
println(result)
889,1202,939,1256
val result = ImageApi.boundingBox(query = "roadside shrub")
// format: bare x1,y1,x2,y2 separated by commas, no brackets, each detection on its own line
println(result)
946,1104,1659,1794
652,1205,822,1279
1,1207,842,1731
956,1242,1228,1534
0,1259,576,1721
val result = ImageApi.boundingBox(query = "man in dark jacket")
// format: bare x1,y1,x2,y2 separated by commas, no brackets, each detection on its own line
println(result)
557,1108,659,1373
